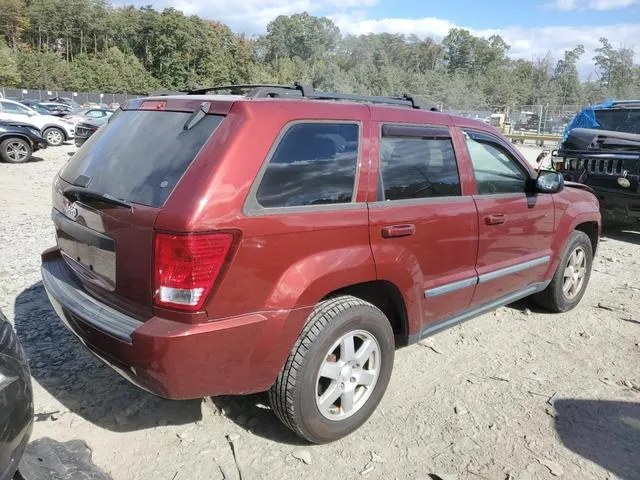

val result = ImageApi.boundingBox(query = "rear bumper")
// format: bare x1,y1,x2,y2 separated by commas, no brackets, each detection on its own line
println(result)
41,249,310,399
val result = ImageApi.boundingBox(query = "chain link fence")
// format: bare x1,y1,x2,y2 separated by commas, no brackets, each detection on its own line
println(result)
1,87,142,106
2,88,586,135
444,104,584,135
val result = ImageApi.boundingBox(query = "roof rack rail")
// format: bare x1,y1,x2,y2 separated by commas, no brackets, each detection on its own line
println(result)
185,83,439,111
611,99,640,108
151,90,185,96
187,84,305,96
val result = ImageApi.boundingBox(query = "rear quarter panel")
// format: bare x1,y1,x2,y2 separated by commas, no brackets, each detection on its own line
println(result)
157,100,377,321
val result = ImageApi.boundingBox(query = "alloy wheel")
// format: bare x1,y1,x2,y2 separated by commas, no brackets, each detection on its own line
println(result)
46,129,63,146
315,329,381,420
563,246,587,300
5,141,29,162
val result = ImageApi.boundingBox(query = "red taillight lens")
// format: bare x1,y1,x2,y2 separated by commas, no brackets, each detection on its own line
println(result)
153,232,235,311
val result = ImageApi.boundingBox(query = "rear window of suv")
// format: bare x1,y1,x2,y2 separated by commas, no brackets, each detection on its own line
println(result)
594,109,640,134
59,110,223,208
254,122,359,208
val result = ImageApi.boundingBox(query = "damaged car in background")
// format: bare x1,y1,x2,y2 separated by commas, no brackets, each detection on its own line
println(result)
0,310,33,480
552,100,640,226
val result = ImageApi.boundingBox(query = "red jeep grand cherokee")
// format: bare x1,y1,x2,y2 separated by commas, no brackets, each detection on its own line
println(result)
41,85,601,443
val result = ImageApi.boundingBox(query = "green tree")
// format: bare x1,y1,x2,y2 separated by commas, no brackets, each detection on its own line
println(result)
553,45,585,105
594,38,635,98
0,0,28,48
0,38,20,85
441,28,476,74
264,13,340,63
17,49,71,89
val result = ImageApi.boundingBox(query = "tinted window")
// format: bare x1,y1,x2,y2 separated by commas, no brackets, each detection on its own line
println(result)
255,123,359,208
60,110,223,208
32,104,50,115
464,130,526,194
594,109,640,134
380,132,460,200
1,101,29,115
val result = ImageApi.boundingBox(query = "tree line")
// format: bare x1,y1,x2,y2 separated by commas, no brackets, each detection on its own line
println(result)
0,0,638,108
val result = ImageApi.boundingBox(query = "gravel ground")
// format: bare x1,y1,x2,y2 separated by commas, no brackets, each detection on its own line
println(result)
1,143,639,480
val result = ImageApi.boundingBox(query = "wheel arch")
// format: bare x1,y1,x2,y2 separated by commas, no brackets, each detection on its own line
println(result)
42,124,68,140
321,280,410,348
574,221,599,255
0,133,31,146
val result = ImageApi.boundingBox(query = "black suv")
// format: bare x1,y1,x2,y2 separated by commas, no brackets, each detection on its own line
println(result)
0,121,47,163
554,101,640,225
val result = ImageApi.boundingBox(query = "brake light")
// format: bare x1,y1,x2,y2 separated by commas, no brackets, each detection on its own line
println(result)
153,232,235,311
141,100,166,111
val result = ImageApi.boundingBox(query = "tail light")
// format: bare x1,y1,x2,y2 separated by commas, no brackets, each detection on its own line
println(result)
141,100,166,111
153,232,236,311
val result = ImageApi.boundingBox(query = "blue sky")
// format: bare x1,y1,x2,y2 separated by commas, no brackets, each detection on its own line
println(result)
350,0,640,30
123,0,640,76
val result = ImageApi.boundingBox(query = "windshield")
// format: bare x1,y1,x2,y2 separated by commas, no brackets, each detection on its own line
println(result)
594,109,640,134
32,104,51,115
59,110,224,208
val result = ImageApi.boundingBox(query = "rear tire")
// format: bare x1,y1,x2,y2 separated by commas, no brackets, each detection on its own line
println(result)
535,230,593,312
0,138,32,163
43,127,64,147
269,296,395,444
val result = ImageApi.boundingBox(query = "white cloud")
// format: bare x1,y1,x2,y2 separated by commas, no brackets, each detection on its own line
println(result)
115,0,379,33
334,15,640,77
545,0,639,10
115,0,640,77
331,14,456,37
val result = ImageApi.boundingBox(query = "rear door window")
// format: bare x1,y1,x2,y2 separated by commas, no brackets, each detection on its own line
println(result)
59,110,223,208
255,122,359,208
379,125,461,200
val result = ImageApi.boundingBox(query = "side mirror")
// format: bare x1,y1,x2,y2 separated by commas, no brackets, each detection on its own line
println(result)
536,170,564,194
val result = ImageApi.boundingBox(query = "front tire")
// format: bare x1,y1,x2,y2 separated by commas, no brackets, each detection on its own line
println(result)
43,127,65,147
269,296,395,444
535,230,593,312
0,138,32,163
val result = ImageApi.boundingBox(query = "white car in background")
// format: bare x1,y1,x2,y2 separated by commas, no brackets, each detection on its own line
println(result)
0,98,75,146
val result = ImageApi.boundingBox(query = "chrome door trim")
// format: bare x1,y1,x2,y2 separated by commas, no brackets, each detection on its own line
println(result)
478,256,550,284
424,255,551,299
418,281,549,340
424,276,477,298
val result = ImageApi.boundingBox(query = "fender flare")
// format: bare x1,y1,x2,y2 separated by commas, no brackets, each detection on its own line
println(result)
0,132,31,145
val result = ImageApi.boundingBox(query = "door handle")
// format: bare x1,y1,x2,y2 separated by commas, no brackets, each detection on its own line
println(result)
485,214,506,225
382,224,416,238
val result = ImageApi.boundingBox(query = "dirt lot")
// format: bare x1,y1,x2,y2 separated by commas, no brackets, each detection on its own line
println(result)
2,143,639,480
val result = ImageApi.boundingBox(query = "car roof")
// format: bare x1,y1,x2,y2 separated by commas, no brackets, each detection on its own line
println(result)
129,93,456,122
137,82,510,131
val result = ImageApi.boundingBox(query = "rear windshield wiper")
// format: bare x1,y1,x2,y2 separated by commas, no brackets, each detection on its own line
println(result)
183,102,211,131
63,186,132,209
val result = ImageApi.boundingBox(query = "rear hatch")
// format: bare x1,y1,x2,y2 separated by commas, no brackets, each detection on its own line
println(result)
52,103,225,319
